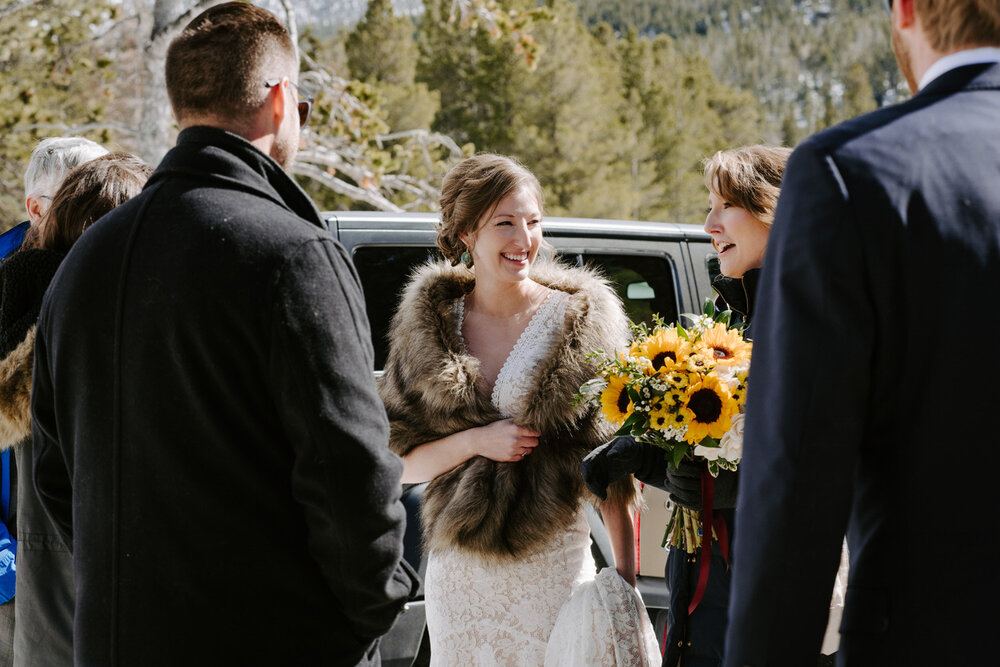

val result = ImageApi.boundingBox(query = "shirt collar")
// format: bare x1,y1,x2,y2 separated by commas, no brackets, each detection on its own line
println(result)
919,47,1000,91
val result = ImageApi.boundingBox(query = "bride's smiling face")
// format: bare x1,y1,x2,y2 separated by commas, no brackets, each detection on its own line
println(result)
704,190,770,278
462,186,543,286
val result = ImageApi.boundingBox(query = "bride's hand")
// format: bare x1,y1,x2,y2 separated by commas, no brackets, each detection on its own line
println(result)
473,419,540,462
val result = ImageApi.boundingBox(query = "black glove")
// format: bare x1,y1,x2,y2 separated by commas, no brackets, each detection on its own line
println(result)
665,459,739,510
581,436,669,500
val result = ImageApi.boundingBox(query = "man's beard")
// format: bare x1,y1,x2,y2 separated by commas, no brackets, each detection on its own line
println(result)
271,125,298,172
892,24,919,94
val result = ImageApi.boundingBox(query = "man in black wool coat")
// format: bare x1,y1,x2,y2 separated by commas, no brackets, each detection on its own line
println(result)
30,3,417,665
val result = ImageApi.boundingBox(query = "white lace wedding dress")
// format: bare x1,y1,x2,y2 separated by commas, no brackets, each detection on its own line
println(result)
424,291,659,666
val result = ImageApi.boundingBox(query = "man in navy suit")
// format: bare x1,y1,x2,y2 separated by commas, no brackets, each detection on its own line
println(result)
725,1,1000,665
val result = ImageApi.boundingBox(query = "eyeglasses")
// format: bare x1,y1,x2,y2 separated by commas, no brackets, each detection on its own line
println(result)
264,78,314,128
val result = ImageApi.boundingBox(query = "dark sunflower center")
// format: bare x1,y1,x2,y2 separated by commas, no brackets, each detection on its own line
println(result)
712,346,732,359
651,350,676,369
688,388,722,423
617,389,631,413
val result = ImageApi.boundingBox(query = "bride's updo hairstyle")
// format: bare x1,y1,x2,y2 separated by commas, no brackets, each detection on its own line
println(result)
703,145,792,226
437,153,544,267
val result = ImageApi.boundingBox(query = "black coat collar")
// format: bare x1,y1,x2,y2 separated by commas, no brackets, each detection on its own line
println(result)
712,268,760,328
147,126,325,230
917,61,1000,99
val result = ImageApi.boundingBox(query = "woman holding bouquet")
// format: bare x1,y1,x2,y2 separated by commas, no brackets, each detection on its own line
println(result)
378,153,657,665
583,145,791,667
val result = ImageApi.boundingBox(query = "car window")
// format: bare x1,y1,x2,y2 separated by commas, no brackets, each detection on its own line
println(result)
568,253,679,328
353,247,680,370
706,255,721,285
352,245,442,371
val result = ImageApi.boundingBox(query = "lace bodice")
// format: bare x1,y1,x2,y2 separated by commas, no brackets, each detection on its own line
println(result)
457,290,570,418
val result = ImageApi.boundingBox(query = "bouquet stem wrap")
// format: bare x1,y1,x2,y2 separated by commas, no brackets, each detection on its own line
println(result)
687,469,729,615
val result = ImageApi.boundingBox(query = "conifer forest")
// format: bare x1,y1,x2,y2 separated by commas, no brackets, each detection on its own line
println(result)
0,0,902,226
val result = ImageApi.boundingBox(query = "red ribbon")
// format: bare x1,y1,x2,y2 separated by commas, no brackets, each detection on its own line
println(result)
687,468,730,616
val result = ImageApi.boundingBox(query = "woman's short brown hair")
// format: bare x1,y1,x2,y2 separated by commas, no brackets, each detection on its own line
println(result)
703,145,793,227
437,154,544,266
23,153,152,254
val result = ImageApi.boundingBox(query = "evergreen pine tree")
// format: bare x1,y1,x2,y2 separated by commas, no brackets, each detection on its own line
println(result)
345,0,439,131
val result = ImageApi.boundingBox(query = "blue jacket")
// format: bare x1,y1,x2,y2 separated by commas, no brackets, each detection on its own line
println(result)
0,222,29,259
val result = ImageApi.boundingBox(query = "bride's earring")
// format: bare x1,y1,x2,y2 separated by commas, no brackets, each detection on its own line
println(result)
461,250,472,266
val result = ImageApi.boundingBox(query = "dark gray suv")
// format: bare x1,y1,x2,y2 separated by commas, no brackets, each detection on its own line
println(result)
326,211,718,665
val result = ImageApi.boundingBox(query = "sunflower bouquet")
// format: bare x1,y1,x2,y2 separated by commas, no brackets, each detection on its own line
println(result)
578,301,752,552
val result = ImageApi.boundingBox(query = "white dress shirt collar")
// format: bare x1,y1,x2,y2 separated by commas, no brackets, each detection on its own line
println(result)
919,47,1000,91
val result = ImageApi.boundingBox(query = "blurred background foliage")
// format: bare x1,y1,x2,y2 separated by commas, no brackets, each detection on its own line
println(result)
0,0,902,227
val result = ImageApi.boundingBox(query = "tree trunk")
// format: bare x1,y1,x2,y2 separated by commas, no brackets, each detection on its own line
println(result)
137,0,225,163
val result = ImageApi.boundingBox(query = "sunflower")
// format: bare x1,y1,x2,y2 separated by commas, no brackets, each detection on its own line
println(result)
639,329,692,373
659,384,688,410
600,375,634,424
682,375,739,443
649,406,671,431
662,370,691,390
696,323,752,366
649,402,690,432
684,351,717,374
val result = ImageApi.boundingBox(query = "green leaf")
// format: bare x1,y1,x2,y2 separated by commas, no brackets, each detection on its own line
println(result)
699,436,720,448
670,443,687,469
676,325,690,341
615,411,645,436
707,459,720,477
717,310,732,327
702,299,716,317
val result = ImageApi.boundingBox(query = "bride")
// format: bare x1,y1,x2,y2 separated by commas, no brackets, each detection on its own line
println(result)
378,154,654,665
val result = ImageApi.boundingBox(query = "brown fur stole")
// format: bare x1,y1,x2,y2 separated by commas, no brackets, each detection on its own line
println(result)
378,260,635,560
0,326,34,450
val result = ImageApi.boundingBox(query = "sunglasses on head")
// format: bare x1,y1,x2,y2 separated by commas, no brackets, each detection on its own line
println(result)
264,78,314,128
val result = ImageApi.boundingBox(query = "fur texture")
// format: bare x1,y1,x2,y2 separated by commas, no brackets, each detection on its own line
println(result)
379,260,635,560
0,326,34,450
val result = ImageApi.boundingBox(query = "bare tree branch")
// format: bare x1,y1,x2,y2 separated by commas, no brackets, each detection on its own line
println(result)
149,0,224,47
377,129,464,157
292,162,403,212
0,0,33,20
277,0,298,61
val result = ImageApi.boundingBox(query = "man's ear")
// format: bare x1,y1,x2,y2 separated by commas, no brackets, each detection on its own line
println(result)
25,195,46,225
895,0,917,29
268,77,289,133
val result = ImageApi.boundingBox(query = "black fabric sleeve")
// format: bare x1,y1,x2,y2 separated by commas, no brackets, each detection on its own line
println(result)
30,312,74,551
267,238,417,645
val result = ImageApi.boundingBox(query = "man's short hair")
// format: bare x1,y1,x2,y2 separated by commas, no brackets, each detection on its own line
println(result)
917,0,1000,52
24,137,109,198
165,2,296,125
